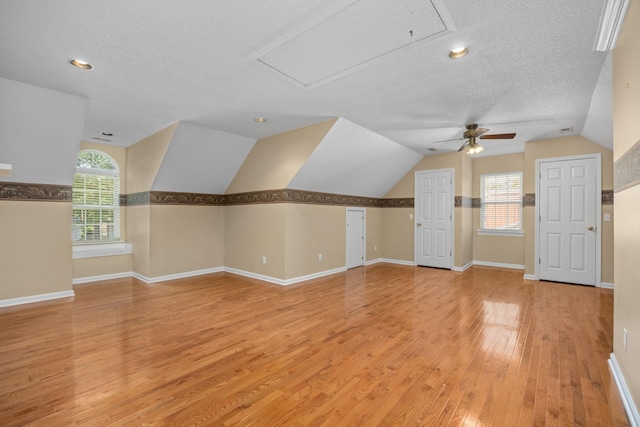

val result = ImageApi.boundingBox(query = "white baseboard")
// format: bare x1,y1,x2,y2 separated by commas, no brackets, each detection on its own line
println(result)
133,267,224,284
223,266,347,286
609,353,640,426
365,258,383,266
379,258,415,266
600,282,615,289
523,274,537,281
0,290,75,308
452,261,473,272
73,272,133,285
472,260,525,270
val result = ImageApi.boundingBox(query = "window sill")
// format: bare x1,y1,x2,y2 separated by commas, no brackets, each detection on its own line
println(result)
477,230,524,237
72,242,133,259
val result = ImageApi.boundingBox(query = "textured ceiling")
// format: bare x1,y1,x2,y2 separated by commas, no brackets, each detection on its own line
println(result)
0,0,612,157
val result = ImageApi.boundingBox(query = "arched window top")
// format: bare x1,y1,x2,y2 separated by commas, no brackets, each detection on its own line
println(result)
76,150,119,176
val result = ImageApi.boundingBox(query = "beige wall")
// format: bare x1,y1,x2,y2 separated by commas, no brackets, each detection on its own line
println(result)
149,205,224,278
365,207,382,261
284,204,345,279
523,136,614,280
612,0,640,411
381,207,414,262
127,205,151,278
126,124,176,194
385,152,463,198
226,119,336,194
224,204,286,279
72,255,132,280
0,201,73,300
472,154,525,266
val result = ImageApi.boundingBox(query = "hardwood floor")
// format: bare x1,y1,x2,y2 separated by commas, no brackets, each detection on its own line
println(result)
0,264,630,426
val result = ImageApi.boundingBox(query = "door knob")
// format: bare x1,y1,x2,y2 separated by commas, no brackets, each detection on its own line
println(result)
417,223,422,227
587,226,594,231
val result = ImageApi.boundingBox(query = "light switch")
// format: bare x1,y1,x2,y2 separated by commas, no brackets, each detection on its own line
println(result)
409,214,414,220
604,213,611,222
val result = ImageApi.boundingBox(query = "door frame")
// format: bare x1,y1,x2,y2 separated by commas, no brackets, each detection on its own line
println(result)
534,153,601,286
414,168,455,268
346,207,366,268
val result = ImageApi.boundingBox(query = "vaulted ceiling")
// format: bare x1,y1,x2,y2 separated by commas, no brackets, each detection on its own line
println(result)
0,0,614,160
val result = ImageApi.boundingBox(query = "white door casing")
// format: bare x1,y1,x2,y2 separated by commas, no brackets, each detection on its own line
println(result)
536,154,601,286
415,169,453,269
346,208,365,269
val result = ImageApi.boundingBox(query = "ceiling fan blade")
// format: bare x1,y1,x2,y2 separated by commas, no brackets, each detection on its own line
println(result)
479,133,516,140
432,137,465,144
457,141,468,152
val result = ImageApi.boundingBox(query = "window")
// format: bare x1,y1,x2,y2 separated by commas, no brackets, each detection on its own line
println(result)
72,150,120,242
480,172,522,232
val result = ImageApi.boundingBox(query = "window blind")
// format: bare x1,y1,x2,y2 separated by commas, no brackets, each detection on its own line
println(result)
480,172,522,230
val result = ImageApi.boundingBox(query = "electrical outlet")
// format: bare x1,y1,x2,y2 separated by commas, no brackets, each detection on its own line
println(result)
623,328,628,350
318,254,323,261
374,245,377,251
262,256,267,265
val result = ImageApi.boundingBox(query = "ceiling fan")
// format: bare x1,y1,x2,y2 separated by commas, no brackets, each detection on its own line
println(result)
434,124,516,154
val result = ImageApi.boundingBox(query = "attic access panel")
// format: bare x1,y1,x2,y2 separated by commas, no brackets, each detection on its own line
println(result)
249,0,454,89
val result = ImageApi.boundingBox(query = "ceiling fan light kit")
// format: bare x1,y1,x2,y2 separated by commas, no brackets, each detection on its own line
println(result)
467,144,484,155
433,123,516,155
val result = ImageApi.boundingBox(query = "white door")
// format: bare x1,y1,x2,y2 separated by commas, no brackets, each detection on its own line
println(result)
415,169,453,269
538,156,599,286
346,209,365,269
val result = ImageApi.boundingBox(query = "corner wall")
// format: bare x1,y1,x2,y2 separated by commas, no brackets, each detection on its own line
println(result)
0,78,89,303
612,0,640,417
382,151,472,268
472,153,525,267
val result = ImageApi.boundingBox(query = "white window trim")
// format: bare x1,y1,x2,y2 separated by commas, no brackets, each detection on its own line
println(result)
480,171,523,233
72,242,133,259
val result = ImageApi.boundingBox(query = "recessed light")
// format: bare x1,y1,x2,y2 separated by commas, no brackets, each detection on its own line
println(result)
254,117,268,123
69,59,93,69
448,46,469,59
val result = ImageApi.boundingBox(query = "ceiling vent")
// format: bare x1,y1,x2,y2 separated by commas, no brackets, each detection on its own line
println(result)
248,0,455,89
91,136,113,142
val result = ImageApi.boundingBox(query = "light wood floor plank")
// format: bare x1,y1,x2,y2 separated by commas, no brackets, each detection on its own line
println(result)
0,264,630,426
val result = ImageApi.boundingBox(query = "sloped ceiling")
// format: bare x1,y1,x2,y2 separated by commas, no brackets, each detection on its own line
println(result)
582,52,613,150
152,122,256,194
288,118,423,198
0,0,614,159
0,77,89,186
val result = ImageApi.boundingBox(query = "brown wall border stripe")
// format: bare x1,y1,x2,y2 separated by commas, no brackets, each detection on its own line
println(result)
454,196,474,208
0,182,71,202
614,139,640,193
1,184,614,208
522,191,613,207
151,191,226,205
120,189,414,207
